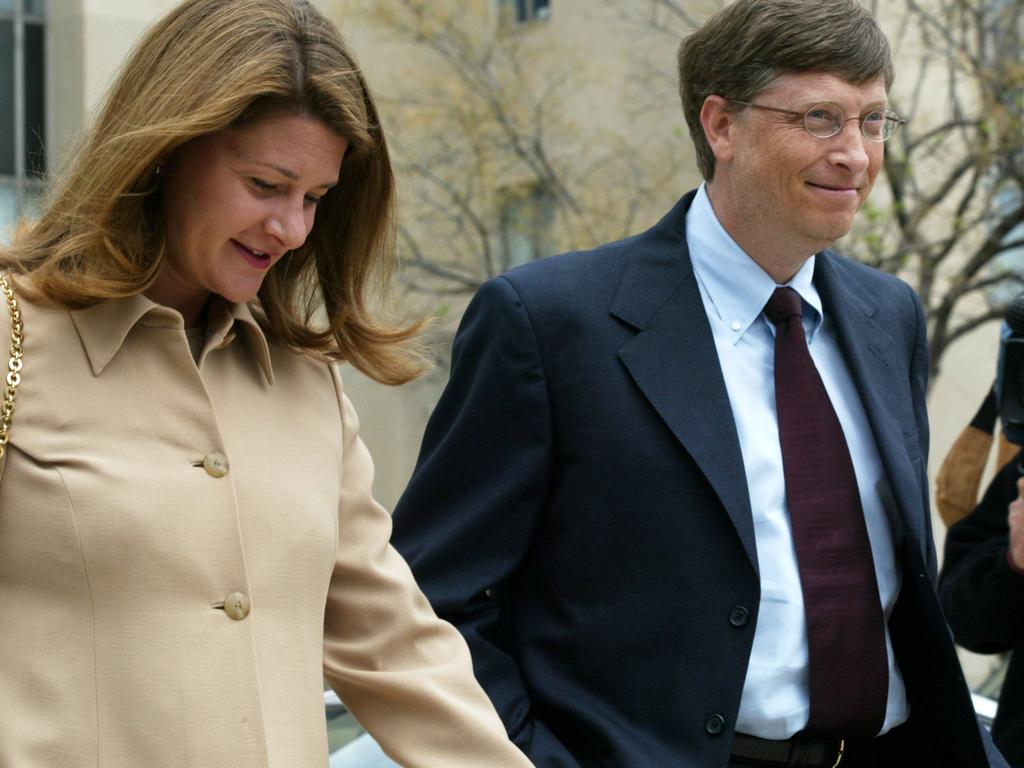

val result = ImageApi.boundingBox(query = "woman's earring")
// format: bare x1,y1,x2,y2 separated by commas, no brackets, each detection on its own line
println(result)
154,163,164,177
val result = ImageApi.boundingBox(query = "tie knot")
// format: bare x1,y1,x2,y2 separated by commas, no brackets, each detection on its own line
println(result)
763,286,802,326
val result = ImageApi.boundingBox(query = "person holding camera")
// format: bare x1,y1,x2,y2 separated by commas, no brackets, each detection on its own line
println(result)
940,452,1024,766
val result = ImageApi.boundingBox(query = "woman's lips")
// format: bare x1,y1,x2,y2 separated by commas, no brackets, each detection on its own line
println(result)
231,239,274,269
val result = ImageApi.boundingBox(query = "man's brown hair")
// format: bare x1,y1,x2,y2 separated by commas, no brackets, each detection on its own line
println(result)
678,0,894,180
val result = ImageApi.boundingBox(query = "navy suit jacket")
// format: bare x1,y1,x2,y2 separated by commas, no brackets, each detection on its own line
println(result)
392,192,1005,767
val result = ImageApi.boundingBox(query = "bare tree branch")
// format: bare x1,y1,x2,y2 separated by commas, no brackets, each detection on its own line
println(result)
844,0,1024,382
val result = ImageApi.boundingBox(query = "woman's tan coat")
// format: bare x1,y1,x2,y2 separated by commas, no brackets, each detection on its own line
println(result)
0,293,531,768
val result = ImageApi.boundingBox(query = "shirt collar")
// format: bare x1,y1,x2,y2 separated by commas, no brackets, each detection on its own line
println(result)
70,294,275,384
686,183,824,343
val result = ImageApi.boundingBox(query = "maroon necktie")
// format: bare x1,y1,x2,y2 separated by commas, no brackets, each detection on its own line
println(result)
764,286,888,737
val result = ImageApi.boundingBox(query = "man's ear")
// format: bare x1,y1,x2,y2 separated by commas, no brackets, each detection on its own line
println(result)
700,95,736,164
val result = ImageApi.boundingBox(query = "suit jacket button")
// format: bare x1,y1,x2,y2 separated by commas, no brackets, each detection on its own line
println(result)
729,606,749,627
705,714,726,736
202,452,229,478
223,592,251,620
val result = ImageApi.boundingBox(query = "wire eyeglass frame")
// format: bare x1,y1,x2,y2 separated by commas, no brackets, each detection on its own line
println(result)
728,99,906,142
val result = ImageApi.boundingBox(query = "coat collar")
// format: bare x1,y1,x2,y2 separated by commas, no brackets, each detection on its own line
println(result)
609,192,697,330
612,191,759,571
70,295,275,384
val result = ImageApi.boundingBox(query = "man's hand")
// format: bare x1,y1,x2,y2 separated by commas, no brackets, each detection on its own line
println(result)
1008,477,1024,573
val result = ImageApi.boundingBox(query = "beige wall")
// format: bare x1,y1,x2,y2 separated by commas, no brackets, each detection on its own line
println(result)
46,0,85,171
47,1,178,173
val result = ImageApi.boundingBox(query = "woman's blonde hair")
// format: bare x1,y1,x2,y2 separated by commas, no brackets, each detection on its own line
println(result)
2,0,426,384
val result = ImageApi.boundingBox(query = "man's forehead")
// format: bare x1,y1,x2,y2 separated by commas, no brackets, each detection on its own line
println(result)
758,72,889,104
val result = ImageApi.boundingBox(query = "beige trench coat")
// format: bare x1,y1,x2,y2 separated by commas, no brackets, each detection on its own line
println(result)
0,292,531,768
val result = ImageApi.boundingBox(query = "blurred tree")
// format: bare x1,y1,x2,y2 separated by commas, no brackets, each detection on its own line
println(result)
615,0,1024,380
844,0,1024,380
353,0,688,297
355,0,1024,382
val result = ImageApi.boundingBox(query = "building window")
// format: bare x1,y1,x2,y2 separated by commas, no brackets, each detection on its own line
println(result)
517,0,550,22
985,182,1024,308
1,0,46,242
499,0,550,26
499,183,556,269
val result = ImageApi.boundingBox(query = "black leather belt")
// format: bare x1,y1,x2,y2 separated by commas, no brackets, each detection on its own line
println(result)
730,732,854,767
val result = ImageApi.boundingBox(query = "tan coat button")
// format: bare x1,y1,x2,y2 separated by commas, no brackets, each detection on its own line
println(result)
203,452,229,478
223,592,250,620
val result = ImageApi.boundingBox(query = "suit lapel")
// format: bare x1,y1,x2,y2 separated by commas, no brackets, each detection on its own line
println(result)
609,201,926,571
612,196,758,570
814,254,927,551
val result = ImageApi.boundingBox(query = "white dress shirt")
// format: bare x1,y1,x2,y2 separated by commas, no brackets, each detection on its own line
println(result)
685,184,909,739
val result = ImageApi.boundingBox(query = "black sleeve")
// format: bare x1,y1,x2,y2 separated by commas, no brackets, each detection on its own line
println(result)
938,449,1024,653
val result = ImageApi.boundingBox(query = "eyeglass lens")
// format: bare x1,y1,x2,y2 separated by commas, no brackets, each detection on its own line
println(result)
804,103,898,141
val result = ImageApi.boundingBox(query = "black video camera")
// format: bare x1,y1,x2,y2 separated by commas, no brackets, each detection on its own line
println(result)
997,292,1024,445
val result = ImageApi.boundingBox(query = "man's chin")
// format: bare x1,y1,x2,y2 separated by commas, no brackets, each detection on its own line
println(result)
805,216,857,249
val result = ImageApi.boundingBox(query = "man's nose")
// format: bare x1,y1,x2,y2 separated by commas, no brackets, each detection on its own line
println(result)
828,120,872,174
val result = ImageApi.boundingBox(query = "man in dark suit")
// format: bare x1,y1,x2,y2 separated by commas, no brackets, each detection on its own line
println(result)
940,452,1024,767
392,1,1007,766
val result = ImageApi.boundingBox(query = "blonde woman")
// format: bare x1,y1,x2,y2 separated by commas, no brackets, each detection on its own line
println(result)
0,1,532,766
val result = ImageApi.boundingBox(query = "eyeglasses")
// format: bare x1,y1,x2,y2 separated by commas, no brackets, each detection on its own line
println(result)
728,100,906,142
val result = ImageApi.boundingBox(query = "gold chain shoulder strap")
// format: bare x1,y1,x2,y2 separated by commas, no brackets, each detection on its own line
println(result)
0,274,23,459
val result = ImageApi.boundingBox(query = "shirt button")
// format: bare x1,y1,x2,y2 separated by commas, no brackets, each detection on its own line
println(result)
223,592,251,620
705,713,726,736
729,605,749,627
730,320,742,331
203,452,229,478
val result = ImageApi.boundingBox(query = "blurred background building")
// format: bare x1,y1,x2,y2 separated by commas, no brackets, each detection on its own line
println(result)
2,0,1021,693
